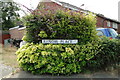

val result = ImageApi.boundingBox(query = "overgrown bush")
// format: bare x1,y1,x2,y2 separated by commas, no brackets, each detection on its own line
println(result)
22,11,98,45
86,37,120,70
16,43,100,75
16,10,120,75
16,38,120,75
16,11,101,75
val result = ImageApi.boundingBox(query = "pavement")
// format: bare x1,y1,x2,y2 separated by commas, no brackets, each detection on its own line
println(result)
6,70,119,78
0,59,119,80
1,66,119,79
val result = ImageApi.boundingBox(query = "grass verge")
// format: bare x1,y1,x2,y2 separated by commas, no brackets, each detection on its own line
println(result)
0,44,19,68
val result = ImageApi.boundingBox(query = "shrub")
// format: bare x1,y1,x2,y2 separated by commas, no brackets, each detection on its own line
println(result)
86,37,120,70
16,43,100,75
17,10,120,75
16,38,120,75
23,11,98,45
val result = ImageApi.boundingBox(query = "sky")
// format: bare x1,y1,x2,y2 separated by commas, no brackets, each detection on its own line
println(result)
13,0,120,21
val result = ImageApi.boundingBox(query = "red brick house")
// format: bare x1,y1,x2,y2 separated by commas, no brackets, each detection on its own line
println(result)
33,0,120,33
9,0,120,40
96,14,120,33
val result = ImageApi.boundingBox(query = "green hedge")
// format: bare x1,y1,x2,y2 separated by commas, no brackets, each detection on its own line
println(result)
16,10,120,75
16,38,120,75
16,43,100,75
86,37,120,70
22,11,98,45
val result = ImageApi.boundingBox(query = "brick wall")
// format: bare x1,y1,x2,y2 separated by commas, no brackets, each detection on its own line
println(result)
96,16,104,27
96,16,112,28
118,24,120,34
9,27,25,40
32,0,81,16
96,15,120,33
18,29,25,39
9,28,19,39
33,1,67,15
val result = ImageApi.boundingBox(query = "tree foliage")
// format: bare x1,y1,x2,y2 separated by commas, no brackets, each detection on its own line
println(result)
0,1,20,30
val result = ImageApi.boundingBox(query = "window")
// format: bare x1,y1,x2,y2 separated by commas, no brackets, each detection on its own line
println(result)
112,22,118,29
107,21,111,27
97,31,104,37
108,28,118,38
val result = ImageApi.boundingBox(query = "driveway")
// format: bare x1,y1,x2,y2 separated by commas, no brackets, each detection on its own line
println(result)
0,61,16,80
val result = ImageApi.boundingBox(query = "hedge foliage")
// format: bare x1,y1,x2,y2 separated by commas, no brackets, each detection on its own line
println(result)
16,43,100,75
16,11,120,75
22,11,98,45
86,37,120,70
16,38,120,75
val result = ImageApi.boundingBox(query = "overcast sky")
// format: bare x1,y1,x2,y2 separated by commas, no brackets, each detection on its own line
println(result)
13,0,120,21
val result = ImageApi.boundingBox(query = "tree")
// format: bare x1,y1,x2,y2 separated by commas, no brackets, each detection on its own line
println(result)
0,0,20,30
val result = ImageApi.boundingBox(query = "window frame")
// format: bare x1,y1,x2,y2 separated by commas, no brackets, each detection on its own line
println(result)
112,22,118,29
107,21,111,27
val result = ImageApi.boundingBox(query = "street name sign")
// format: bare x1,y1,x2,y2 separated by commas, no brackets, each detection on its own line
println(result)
42,39,78,44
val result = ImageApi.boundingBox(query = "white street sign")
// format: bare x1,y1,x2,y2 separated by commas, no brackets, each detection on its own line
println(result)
42,39,78,44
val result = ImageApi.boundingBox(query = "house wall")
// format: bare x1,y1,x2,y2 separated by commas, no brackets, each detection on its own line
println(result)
18,28,26,39
118,24,120,34
9,27,25,40
33,1,67,15
96,16,120,33
9,28,20,39
96,16,112,28
96,17,104,27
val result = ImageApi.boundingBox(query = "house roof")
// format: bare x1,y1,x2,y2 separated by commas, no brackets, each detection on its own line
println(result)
97,14,120,23
35,0,120,24
55,0,88,13
47,0,120,24
9,25,25,30
9,26,19,30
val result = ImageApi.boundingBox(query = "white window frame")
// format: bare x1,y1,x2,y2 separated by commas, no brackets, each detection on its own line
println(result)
107,21,111,27
112,22,118,29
